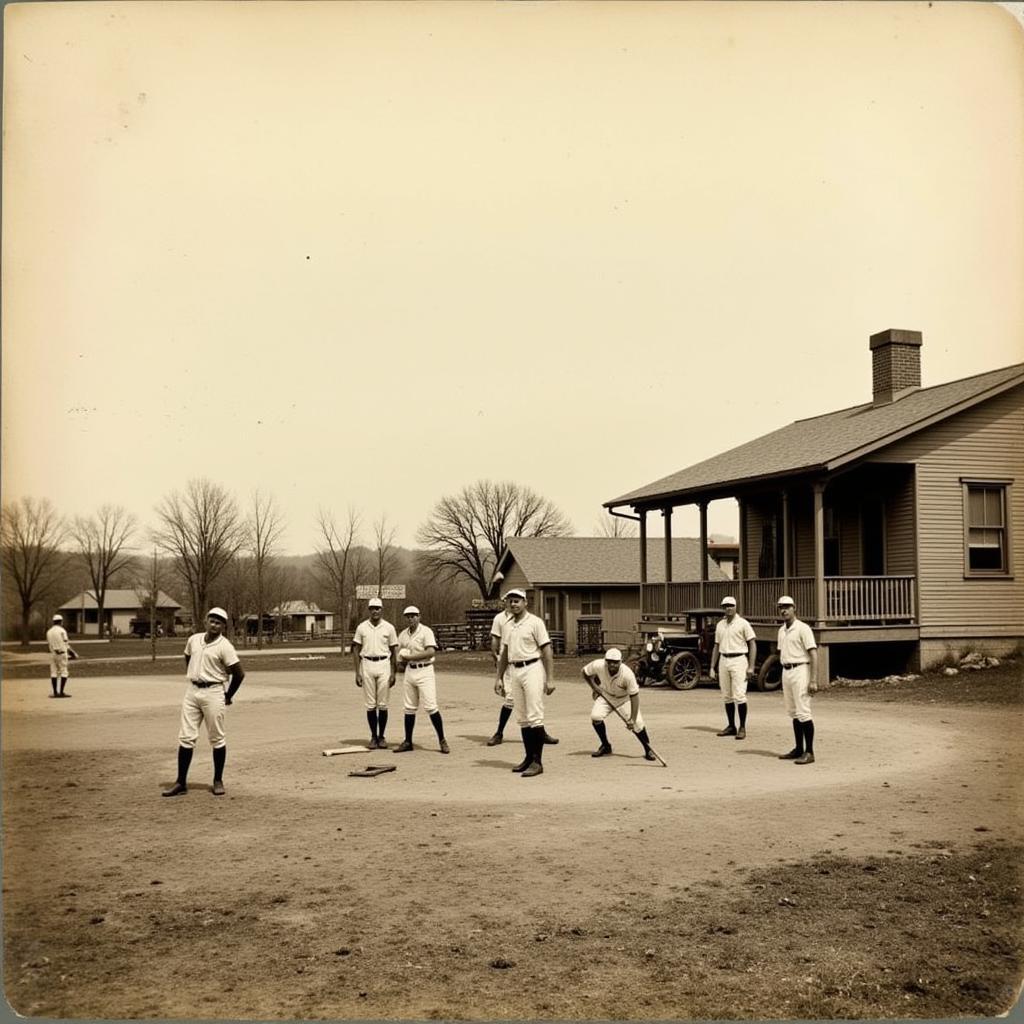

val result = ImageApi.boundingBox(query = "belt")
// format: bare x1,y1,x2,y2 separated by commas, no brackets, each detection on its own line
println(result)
361,655,388,661
721,652,747,658
408,661,433,670
191,680,223,688
510,657,539,668
52,650,67,655
781,662,808,670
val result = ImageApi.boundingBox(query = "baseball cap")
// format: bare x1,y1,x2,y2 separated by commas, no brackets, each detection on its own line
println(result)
721,596,737,607
403,605,420,616
503,588,527,601
777,595,795,607
207,607,229,622
52,614,63,621
368,597,383,608
604,648,623,661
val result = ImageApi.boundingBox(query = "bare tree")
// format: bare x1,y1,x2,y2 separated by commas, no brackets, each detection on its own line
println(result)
594,512,638,538
71,504,137,638
372,514,400,589
311,507,363,636
217,555,255,640
133,547,169,662
247,490,285,648
416,480,573,599
152,479,244,627
1,497,67,645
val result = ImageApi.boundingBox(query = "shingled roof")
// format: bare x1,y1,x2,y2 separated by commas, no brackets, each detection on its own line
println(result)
59,589,182,610
498,537,728,586
607,363,1024,508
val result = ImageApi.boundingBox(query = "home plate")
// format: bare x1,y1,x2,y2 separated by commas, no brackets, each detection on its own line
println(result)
322,746,367,756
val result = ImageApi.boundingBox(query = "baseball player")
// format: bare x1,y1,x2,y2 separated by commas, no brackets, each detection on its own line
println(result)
394,606,449,754
45,613,78,698
708,596,757,739
352,597,399,749
775,595,819,765
488,599,559,747
494,588,555,778
584,648,657,761
162,607,245,797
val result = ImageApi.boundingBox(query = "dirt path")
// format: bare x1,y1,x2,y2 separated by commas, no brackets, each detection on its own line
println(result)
3,670,1021,1019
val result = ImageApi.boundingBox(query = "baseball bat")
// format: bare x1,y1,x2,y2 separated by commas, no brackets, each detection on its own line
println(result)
583,673,668,767
322,746,368,756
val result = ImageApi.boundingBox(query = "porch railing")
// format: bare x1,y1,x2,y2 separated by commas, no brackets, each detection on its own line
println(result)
641,575,915,624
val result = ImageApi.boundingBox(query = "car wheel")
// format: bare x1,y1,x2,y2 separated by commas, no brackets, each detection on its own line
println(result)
667,651,701,690
756,653,782,692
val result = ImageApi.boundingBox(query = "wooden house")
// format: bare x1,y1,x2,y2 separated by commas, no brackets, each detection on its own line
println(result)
59,589,182,636
493,536,727,653
604,330,1024,680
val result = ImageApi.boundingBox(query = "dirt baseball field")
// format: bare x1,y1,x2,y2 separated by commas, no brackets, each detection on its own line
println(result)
3,661,1022,1020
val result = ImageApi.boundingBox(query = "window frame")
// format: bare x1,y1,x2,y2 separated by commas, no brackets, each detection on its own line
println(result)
961,478,1013,579
578,589,602,617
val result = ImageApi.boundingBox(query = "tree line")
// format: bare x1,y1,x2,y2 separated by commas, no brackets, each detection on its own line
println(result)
1,479,634,645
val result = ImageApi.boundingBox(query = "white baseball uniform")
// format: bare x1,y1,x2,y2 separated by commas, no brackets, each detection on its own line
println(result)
398,624,439,714
584,658,644,730
46,624,70,678
179,632,240,749
490,609,514,709
504,612,551,728
777,618,817,723
352,618,399,709
714,614,756,704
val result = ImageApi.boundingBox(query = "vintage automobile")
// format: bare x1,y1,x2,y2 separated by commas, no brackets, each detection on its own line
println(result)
626,608,782,692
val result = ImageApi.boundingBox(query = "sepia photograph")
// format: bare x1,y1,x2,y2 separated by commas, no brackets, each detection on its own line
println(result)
2,1,1023,1019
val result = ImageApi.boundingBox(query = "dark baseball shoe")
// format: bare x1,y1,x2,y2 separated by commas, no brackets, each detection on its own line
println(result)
542,732,559,745
643,750,657,762
735,727,746,740
591,744,613,758
716,726,736,737
521,762,544,777
59,692,71,698
394,740,414,753
212,780,226,796
486,733,503,746
376,737,389,750
511,757,531,773
794,752,816,765
366,739,378,750
439,740,450,754
161,782,188,797
778,749,803,760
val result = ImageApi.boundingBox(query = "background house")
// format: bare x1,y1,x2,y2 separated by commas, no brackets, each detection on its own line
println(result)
245,601,335,637
493,537,728,654
59,590,182,637
605,329,1024,678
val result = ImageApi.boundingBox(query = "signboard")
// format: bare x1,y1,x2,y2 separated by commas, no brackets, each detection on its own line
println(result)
355,584,406,600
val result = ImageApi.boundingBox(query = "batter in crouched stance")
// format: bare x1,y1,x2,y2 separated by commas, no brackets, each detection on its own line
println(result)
162,608,245,797
394,606,449,754
775,595,819,765
494,588,555,778
584,648,657,761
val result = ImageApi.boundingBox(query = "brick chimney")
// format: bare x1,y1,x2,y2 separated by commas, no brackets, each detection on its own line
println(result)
869,329,922,406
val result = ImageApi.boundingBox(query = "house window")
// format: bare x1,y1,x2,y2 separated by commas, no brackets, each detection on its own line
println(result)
963,482,1011,575
579,590,601,616
823,508,840,577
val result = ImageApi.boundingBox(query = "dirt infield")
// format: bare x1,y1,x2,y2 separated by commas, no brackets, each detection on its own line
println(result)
3,668,1022,1019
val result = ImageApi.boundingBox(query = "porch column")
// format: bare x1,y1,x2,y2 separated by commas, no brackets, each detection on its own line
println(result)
781,489,790,592
737,498,746,612
663,507,673,618
639,510,648,583
698,500,708,608
813,481,826,626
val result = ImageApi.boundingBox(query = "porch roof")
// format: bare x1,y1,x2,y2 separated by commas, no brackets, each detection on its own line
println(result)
497,537,728,586
606,362,1024,508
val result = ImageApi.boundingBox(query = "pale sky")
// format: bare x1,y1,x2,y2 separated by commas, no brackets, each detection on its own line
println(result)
4,1,1023,556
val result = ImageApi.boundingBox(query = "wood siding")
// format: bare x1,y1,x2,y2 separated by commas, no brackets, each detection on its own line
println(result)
866,386,1024,633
